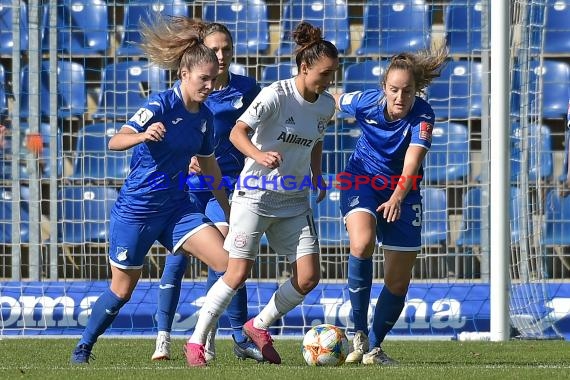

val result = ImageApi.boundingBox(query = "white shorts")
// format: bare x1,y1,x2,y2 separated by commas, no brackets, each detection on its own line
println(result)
224,202,320,262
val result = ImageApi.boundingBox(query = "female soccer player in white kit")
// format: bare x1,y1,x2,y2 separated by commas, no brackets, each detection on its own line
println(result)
183,21,340,366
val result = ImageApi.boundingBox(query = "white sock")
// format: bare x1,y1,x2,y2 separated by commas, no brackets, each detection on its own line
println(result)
188,278,236,344
254,279,305,330
158,331,170,340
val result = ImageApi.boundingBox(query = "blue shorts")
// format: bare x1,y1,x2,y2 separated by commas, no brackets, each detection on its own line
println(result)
189,189,232,225
108,200,213,269
339,177,423,251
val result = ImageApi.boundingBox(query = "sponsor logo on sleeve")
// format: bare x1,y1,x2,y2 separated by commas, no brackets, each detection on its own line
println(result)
130,108,154,127
419,121,433,142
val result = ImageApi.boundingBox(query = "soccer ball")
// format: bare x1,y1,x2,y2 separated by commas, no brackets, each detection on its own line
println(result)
302,324,349,366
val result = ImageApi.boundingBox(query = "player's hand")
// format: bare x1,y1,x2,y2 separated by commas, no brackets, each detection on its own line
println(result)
189,156,202,174
256,151,283,169
142,122,166,142
376,197,402,223
313,174,327,203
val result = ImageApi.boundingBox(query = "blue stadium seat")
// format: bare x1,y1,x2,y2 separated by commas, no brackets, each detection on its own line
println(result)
72,122,131,183
0,0,28,54
19,60,86,119
229,62,247,76
542,190,570,246
0,188,29,244
356,0,431,56
310,190,349,247
93,60,168,120
0,63,6,117
528,59,570,119
41,0,108,55
421,187,447,246
260,62,297,87
423,122,469,184
531,0,570,55
58,185,118,244
202,0,269,56
445,0,483,56
343,60,387,94
277,0,350,56
322,128,359,174
510,123,553,183
427,60,482,120
456,186,521,247
19,123,63,178
116,0,189,57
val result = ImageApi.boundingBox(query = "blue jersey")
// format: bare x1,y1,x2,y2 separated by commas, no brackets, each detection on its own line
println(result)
114,83,215,220
338,89,434,188
186,73,260,191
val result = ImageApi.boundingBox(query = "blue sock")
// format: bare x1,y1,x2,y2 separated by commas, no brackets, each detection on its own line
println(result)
156,254,188,332
348,254,373,334
369,286,406,348
209,268,248,343
79,289,127,347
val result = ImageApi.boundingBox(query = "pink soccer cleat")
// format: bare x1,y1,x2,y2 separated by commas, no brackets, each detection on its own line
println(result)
243,318,281,364
183,342,207,367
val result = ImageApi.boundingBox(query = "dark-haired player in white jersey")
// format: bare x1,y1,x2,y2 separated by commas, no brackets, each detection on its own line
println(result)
70,17,230,365
336,48,449,365
152,23,262,363
183,21,339,366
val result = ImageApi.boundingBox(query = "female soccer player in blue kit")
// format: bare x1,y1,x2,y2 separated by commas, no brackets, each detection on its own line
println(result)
152,23,262,363
336,48,448,365
183,22,339,367
70,17,230,364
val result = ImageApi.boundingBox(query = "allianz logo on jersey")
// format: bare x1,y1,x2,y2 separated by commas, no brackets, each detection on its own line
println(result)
277,131,313,147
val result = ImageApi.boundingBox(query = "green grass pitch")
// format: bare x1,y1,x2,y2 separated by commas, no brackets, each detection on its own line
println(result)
0,338,569,379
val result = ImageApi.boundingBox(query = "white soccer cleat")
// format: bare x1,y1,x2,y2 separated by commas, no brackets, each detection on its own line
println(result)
345,330,369,364
204,329,216,363
362,347,397,365
151,331,171,361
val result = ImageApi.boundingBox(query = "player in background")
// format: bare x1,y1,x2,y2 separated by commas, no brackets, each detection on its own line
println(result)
152,23,262,363
182,21,339,367
335,48,448,365
70,17,230,364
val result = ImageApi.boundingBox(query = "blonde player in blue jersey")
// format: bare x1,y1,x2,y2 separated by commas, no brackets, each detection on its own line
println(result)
70,17,231,364
151,23,262,363
183,22,339,366
336,49,448,365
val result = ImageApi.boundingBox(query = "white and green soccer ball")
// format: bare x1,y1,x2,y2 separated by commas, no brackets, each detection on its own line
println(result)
302,324,349,366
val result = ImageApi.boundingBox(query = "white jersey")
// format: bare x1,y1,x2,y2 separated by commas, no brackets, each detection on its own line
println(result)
234,78,335,217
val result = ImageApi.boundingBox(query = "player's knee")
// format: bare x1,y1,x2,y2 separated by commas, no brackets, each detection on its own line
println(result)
349,239,375,258
297,272,320,294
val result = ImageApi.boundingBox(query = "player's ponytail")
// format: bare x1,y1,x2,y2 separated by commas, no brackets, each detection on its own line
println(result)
292,21,338,69
139,16,218,79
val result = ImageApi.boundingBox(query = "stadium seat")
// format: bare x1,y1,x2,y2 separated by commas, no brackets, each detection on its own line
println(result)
72,122,131,183
445,0,483,56
58,185,118,244
531,0,570,55
229,62,247,76
0,188,29,244
116,0,190,57
423,122,469,184
260,62,298,87
421,187,447,246
19,60,86,119
456,186,521,247
356,0,431,56
93,60,168,120
542,189,570,246
527,59,570,119
510,123,553,183
427,60,482,120
202,0,269,56
18,122,63,179
0,63,6,117
0,0,28,54
276,0,350,56
41,0,108,56
322,128,360,174
310,190,349,247
342,60,387,95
